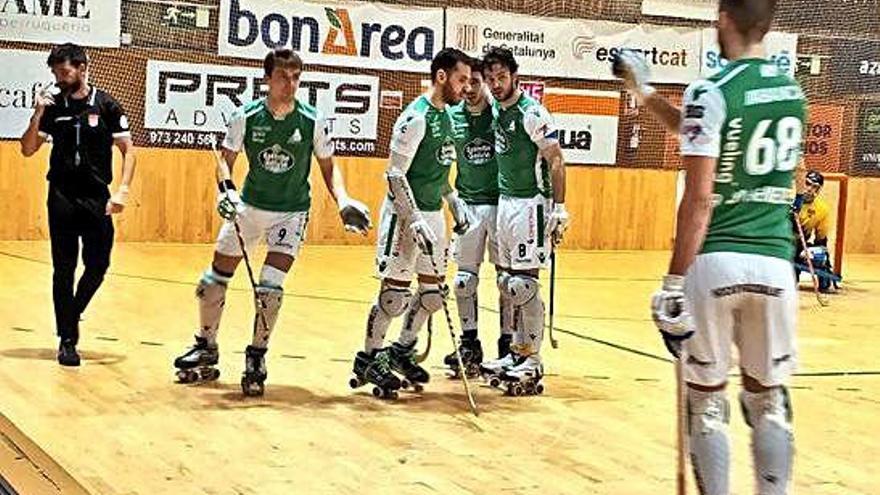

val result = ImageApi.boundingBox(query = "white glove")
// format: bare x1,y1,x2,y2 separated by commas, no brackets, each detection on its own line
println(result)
409,215,437,256
547,203,570,246
651,274,694,357
338,196,372,235
216,187,245,221
446,193,471,235
612,50,656,104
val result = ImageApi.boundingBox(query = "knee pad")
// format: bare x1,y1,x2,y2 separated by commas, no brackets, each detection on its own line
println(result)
688,388,731,435
454,271,479,299
196,269,230,300
506,275,539,307
496,271,511,296
417,283,446,314
377,287,412,317
739,386,792,431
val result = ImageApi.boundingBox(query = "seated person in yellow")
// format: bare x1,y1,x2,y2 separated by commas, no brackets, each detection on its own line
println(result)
794,170,834,291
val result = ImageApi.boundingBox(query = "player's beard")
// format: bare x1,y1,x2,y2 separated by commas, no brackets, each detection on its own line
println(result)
498,81,516,104
441,81,462,105
56,78,84,95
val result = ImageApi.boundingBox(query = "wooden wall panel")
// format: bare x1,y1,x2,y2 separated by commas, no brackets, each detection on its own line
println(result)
2,142,877,253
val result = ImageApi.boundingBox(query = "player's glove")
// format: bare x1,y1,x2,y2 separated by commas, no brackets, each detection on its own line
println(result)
409,215,437,256
791,193,805,214
216,180,245,221
612,50,656,104
651,274,694,358
338,196,372,235
547,203,570,246
445,192,471,236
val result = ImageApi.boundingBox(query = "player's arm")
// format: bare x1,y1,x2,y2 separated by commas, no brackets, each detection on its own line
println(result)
386,112,435,254
613,50,681,133
106,97,136,214
651,82,725,357
313,116,372,235
20,85,55,157
213,108,246,220
442,181,470,235
525,105,569,243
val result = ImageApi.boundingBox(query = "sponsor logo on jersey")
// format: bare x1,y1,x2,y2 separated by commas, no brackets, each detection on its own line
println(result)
716,117,742,184
288,128,302,144
88,113,99,128
507,120,516,132
436,137,457,167
258,144,295,173
494,128,510,154
463,137,494,165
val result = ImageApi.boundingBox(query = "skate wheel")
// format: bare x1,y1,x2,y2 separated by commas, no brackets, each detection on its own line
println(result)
200,368,220,381
349,377,360,389
400,379,411,390
176,369,197,383
489,377,501,388
387,390,398,400
372,387,382,398
413,383,424,393
535,383,545,395
513,384,524,396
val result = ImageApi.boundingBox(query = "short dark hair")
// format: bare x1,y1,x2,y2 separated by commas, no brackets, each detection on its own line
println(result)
719,0,777,42
47,43,87,67
430,48,470,82
467,57,485,76
482,46,518,74
263,49,303,77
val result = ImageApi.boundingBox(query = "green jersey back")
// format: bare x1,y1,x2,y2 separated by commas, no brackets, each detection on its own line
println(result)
492,93,557,198
450,101,498,205
680,58,806,261
390,95,459,212
222,98,334,212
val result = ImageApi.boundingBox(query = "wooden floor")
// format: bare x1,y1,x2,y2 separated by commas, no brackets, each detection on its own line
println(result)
0,241,877,495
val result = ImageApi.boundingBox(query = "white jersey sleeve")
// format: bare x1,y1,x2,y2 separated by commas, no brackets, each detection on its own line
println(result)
679,81,726,158
312,113,335,159
222,106,246,152
389,110,426,158
522,104,559,150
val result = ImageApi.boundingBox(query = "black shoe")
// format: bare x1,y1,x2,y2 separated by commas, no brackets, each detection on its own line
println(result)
58,340,81,367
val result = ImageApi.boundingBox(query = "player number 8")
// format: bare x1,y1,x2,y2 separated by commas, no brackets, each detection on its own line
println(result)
744,116,802,175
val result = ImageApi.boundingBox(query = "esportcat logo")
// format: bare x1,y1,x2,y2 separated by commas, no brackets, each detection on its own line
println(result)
225,0,437,64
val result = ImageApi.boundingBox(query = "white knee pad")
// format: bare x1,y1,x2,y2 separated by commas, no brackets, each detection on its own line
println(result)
365,286,412,352
496,271,511,296
195,268,230,344
454,271,479,299
506,275,539,306
252,285,283,348
740,387,793,495
418,284,446,314
687,388,731,495
496,271,514,335
399,283,445,347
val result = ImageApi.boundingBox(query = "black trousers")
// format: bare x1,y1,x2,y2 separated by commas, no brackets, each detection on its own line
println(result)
47,187,114,345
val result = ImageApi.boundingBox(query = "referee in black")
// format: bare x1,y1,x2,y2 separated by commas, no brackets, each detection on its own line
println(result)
19,43,136,367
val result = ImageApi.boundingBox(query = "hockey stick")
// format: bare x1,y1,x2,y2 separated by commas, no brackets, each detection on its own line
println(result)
426,247,479,417
416,316,432,363
548,251,559,349
675,356,688,495
792,212,830,307
210,142,272,338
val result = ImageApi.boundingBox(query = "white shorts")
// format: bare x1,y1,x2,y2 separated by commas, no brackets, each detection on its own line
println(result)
683,252,798,387
496,194,553,271
215,202,309,258
375,198,448,280
453,203,498,270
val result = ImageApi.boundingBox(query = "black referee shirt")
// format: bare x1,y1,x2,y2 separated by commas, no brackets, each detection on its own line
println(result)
38,86,130,198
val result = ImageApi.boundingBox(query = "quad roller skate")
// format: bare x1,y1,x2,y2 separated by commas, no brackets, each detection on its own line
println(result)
174,336,220,383
387,342,430,392
349,350,402,399
479,352,518,389
500,354,545,396
444,337,483,379
241,345,267,397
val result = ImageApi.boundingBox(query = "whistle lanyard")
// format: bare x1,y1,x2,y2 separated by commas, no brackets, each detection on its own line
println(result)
64,86,96,169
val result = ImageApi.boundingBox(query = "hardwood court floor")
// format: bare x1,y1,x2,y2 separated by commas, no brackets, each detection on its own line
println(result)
0,241,877,495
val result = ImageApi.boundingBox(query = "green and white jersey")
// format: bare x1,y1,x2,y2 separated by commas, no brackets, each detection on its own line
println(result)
222,98,334,212
680,58,806,261
390,95,459,212
450,101,498,205
492,93,557,199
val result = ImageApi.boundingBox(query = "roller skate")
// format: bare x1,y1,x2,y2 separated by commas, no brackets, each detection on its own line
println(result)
349,349,401,399
387,341,430,392
240,345,267,397
174,336,220,383
444,337,483,378
500,354,545,396
479,352,518,389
